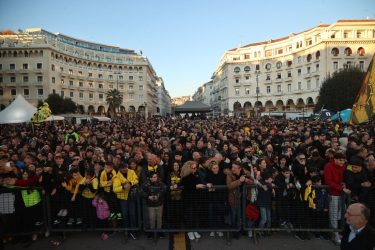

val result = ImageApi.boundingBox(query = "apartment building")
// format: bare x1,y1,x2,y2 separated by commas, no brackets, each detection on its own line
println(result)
202,19,375,116
0,28,166,117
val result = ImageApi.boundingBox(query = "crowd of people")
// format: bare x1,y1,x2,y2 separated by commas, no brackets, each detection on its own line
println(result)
0,115,374,248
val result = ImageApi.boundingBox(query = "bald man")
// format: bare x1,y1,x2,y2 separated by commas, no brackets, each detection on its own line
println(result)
341,202,375,250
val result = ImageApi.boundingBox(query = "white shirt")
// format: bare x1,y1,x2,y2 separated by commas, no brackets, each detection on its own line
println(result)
348,225,365,242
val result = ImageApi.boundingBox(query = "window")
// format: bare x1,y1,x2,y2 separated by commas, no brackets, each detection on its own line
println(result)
244,54,250,59
129,75,133,80
333,61,338,70
0,88,2,95
276,61,282,69
52,89,55,94
37,63,42,69
69,92,73,98
256,64,260,71
288,84,291,92
89,93,93,100
11,88,16,95
277,85,281,92
79,92,83,99
266,86,271,93
99,93,103,99
106,57,112,62
88,72,93,77
344,47,352,56
89,82,93,88
356,31,363,38
245,76,250,81
298,69,301,76
23,76,28,82
139,76,143,81
139,95,144,102
277,49,283,55
139,85,144,90
61,91,64,98
38,89,44,96
245,88,250,95
109,75,113,80
359,61,364,71
78,71,82,75
307,67,311,74
265,50,272,57
235,88,239,96
37,76,43,82
79,82,83,87
298,82,302,90
0,64,2,70
287,71,292,77
316,51,320,60
266,74,270,80
234,67,240,73
109,84,113,89
307,80,311,90
316,64,319,71
99,84,103,89
129,84,134,90
235,78,240,84
244,66,251,72
307,54,312,62
98,74,103,79
23,64,28,69
357,47,365,56
277,73,281,79
51,65,55,71
118,75,123,80
297,56,302,63
344,32,349,38
68,80,73,86
265,63,271,70
61,79,64,85
287,60,292,67
331,48,339,56
0,77,3,83
316,78,320,88
128,94,134,100
10,76,16,82
60,66,64,72
119,84,123,90
24,89,29,96
346,61,352,69
10,64,15,70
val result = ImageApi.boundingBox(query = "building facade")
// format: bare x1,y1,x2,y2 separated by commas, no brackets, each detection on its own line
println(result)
156,77,172,116
0,28,165,117
192,80,213,105
207,19,375,116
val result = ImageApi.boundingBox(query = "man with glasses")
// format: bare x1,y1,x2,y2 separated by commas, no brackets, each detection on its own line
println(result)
341,203,375,250
324,152,351,244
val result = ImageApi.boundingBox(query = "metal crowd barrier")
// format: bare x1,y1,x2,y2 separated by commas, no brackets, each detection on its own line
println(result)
242,184,348,242
0,187,47,238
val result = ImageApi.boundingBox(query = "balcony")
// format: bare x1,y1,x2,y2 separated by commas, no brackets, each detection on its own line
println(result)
284,76,292,82
275,91,283,96
312,70,320,77
264,79,272,85
304,73,312,79
34,68,43,74
275,78,283,83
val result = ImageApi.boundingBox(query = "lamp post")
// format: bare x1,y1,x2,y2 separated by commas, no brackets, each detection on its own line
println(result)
144,102,148,121
255,71,260,117
114,71,121,90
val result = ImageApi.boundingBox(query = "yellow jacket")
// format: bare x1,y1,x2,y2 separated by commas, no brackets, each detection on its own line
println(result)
113,169,139,200
74,177,98,199
67,175,83,194
100,169,117,193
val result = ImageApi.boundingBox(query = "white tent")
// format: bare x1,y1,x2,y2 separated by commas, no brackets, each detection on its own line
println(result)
45,115,65,121
93,116,111,122
0,95,37,124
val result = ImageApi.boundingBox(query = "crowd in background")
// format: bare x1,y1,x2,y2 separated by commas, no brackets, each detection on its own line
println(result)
0,116,374,245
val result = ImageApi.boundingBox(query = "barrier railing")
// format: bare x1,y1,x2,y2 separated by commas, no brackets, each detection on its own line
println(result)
242,184,348,242
0,184,352,245
0,187,47,238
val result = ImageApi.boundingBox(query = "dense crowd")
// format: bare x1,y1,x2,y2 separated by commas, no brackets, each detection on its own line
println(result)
0,116,374,246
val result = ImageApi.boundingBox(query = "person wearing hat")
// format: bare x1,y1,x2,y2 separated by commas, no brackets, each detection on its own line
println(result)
344,156,371,203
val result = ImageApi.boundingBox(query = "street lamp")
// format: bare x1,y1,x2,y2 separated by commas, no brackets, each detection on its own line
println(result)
255,70,260,117
144,102,148,120
114,71,121,90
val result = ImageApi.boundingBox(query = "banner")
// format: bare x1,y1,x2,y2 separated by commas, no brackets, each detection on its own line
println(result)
350,53,375,124
31,102,52,125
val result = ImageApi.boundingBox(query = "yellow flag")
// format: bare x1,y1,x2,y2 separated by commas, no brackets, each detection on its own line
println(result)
349,53,375,124
31,102,52,125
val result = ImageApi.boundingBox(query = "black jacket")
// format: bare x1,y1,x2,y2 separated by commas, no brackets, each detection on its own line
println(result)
341,224,375,250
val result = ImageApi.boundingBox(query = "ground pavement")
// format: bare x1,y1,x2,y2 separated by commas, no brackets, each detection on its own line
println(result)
5,231,339,250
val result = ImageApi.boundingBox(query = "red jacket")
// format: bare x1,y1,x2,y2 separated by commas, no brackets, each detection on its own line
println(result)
324,161,345,196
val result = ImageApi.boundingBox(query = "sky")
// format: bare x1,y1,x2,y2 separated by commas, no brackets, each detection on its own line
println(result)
0,0,374,98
